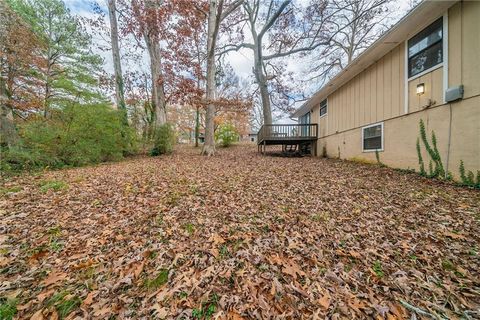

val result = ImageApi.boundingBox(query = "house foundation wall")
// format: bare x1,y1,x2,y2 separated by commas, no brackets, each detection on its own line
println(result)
317,95,480,180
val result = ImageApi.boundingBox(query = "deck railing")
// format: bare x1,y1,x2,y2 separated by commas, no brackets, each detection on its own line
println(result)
257,123,318,144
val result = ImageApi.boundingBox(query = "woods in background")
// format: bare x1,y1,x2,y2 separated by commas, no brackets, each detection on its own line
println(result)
1,0,400,170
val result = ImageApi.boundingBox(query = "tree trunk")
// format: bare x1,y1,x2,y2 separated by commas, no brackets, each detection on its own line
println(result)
195,105,200,147
107,0,128,126
0,76,18,147
252,40,272,126
201,0,219,156
143,0,167,131
144,33,167,129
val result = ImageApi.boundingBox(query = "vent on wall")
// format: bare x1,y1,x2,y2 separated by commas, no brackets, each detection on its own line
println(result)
445,85,464,103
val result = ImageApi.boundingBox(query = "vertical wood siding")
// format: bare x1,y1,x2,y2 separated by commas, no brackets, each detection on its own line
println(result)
314,1,479,139
320,43,406,137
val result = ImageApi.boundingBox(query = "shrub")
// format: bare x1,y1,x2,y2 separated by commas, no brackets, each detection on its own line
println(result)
459,160,480,188
150,123,175,156
0,146,60,172
215,123,238,147
0,103,136,172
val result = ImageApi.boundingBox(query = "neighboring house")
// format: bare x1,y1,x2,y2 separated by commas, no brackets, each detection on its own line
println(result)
293,0,479,180
247,133,257,143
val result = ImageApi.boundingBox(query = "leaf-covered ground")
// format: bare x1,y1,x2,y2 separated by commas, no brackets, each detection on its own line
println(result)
1,145,479,319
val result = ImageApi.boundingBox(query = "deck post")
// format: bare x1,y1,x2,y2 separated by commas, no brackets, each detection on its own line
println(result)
263,141,266,155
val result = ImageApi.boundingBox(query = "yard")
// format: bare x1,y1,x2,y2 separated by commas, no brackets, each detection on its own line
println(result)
1,145,479,319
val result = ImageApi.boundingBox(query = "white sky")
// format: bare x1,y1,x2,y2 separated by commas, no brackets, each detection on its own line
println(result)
64,0,414,124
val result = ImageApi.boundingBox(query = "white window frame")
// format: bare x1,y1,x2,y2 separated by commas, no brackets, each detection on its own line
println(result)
319,98,328,118
362,122,384,153
404,12,448,114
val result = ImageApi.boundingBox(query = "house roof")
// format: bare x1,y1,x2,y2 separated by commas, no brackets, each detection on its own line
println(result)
292,0,457,118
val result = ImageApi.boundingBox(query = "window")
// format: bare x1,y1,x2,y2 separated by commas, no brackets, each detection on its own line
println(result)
319,99,327,117
362,123,383,152
408,18,443,78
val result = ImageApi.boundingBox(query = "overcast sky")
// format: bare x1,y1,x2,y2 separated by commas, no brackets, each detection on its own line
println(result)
64,0,413,124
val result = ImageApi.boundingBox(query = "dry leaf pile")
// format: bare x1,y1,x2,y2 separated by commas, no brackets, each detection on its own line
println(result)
1,145,479,319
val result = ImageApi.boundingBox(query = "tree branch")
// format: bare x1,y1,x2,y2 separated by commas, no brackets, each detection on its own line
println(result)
258,0,291,40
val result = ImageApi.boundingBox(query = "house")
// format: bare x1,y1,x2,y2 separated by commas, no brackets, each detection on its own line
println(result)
292,0,479,180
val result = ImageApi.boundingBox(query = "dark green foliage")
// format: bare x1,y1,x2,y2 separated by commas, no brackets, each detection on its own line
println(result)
0,146,60,172
6,0,107,111
459,160,480,188
417,119,444,178
150,124,175,156
0,298,17,320
215,123,238,147
0,104,136,172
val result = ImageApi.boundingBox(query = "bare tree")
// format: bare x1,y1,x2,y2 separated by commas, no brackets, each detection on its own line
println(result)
307,0,394,82
107,0,128,125
218,0,336,125
141,0,167,129
201,0,243,156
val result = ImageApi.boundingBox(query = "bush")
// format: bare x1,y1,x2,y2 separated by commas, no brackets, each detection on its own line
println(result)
150,123,175,156
0,146,60,172
1,103,136,172
215,123,239,147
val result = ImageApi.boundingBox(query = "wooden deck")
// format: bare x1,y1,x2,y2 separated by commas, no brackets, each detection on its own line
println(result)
257,124,318,155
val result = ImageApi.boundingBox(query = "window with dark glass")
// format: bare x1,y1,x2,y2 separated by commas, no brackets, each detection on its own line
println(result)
320,99,327,116
363,124,383,151
408,18,443,78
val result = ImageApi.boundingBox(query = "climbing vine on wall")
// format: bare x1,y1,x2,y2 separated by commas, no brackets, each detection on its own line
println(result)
416,119,446,178
459,160,480,188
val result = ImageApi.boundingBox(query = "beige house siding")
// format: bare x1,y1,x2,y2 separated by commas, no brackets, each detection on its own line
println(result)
311,44,406,137
309,1,480,180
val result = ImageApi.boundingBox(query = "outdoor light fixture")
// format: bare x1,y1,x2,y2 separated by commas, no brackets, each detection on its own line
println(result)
416,83,425,95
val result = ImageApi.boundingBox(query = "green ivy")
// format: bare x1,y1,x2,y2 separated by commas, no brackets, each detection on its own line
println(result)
416,138,426,176
459,160,480,188
417,119,445,178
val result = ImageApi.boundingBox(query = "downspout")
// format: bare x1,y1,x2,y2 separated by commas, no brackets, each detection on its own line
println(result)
445,104,452,179
445,2,463,179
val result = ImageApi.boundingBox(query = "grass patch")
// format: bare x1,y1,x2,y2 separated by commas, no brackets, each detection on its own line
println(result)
143,269,169,290
0,298,17,320
0,186,22,195
219,244,230,259
441,259,455,271
183,223,195,235
192,293,219,319
40,180,68,193
46,291,81,319
47,226,62,237
372,260,384,278
348,157,376,165
311,212,330,222
47,226,63,252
